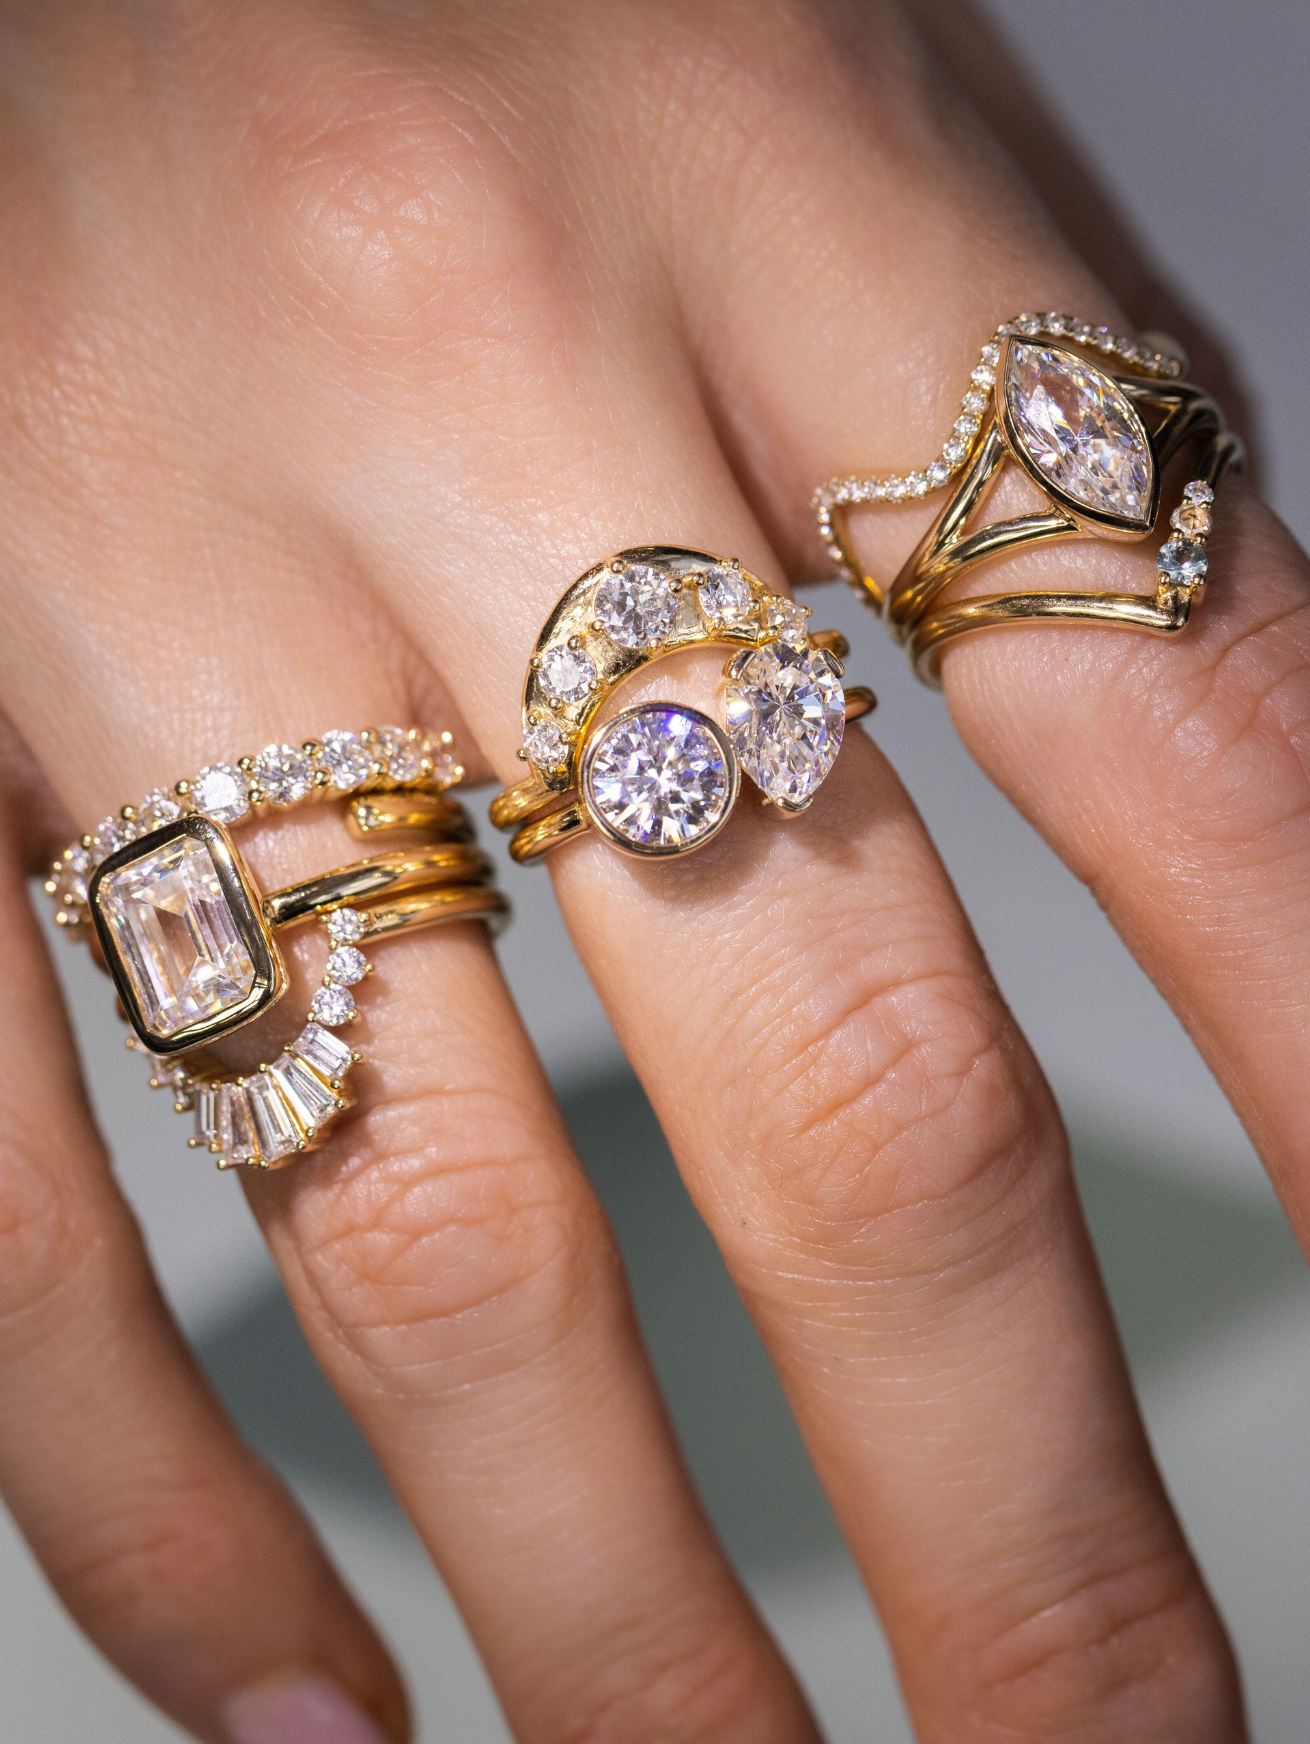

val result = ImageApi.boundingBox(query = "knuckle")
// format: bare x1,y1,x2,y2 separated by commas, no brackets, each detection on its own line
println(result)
286,1081,603,1394
733,947,1053,1272
238,30,568,355
962,1535,1240,1738
0,1128,96,1326
53,1487,250,1637
559,1626,781,1744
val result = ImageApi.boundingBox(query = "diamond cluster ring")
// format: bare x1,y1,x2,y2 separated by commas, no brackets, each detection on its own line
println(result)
489,547,874,864
812,313,1244,685
47,727,508,1170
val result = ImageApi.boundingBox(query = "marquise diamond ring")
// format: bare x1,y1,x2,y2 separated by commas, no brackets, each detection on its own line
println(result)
812,313,1244,685
489,547,875,864
47,727,508,1170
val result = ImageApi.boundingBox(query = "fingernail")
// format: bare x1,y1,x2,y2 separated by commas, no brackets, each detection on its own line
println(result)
222,1672,391,1744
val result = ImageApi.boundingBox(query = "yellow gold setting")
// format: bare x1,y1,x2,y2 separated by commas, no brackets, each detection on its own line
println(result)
492,547,874,864
51,725,507,1170
812,312,1244,686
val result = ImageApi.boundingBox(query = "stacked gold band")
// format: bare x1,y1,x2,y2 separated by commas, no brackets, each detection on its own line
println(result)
813,313,1244,686
49,725,507,1170
490,547,874,864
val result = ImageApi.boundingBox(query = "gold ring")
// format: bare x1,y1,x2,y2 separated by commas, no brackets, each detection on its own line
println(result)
812,313,1245,686
46,726,508,1169
489,547,874,864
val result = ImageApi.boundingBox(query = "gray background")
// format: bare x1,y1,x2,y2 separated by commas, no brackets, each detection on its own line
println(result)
5,2,1309,1738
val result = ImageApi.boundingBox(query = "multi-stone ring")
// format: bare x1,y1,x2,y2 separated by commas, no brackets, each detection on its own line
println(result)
489,547,874,863
46,726,507,1170
813,313,1244,684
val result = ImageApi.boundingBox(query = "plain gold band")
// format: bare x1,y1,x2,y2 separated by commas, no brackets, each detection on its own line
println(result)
263,841,495,929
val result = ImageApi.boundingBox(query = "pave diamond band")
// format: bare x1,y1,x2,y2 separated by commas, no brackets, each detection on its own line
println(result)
490,547,875,864
811,314,1243,686
52,727,508,1171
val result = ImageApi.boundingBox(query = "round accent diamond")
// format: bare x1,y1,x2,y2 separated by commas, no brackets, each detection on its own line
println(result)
310,984,356,1026
378,725,423,782
93,815,137,858
326,908,367,944
325,945,369,985
319,729,374,791
584,705,734,855
1182,480,1215,506
139,787,182,830
725,643,845,809
192,764,250,824
764,596,810,648
594,563,678,648
538,645,597,703
1157,538,1208,588
254,743,315,804
698,564,752,624
523,715,572,773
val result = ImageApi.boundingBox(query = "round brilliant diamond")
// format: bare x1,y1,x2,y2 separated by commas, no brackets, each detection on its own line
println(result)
325,946,369,986
254,743,315,804
310,984,356,1027
584,706,733,854
319,730,374,792
523,715,572,773
698,564,752,623
538,645,597,703
378,726,423,783
139,787,182,830
192,764,251,824
594,563,678,648
326,907,367,944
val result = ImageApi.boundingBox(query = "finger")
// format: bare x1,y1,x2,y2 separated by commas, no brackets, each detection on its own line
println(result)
7,711,812,1736
0,738,409,1744
261,137,1246,1744
689,5,1310,1252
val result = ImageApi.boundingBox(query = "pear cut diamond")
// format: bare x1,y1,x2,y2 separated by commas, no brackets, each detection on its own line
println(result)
725,643,844,809
1004,341,1154,526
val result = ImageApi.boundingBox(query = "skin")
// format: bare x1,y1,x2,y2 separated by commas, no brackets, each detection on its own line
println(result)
0,0,1303,1739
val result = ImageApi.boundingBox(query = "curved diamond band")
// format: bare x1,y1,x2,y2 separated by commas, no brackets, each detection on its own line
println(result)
812,313,1244,687
490,547,875,864
48,727,508,1170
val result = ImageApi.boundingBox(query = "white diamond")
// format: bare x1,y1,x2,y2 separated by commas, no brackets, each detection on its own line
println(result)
94,815,137,857
523,715,572,773
765,596,810,648
310,984,356,1026
725,643,845,809
538,645,597,703
292,1023,355,1083
926,460,951,487
326,907,367,944
1005,342,1154,525
698,564,752,623
319,729,374,791
963,390,989,414
594,564,677,648
246,1071,302,1162
1157,539,1208,587
267,1052,339,1132
217,1084,260,1165
97,833,258,1039
585,707,732,853
192,764,250,824
1182,480,1214,506
139,788,182,830
326,945,368,985
907,472,928,497
193,1084,219,1151
378,725,423,782
255,743,315,804
942,438,968,465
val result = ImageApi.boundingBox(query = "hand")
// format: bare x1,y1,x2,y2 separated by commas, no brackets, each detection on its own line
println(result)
1,3,1300,1741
